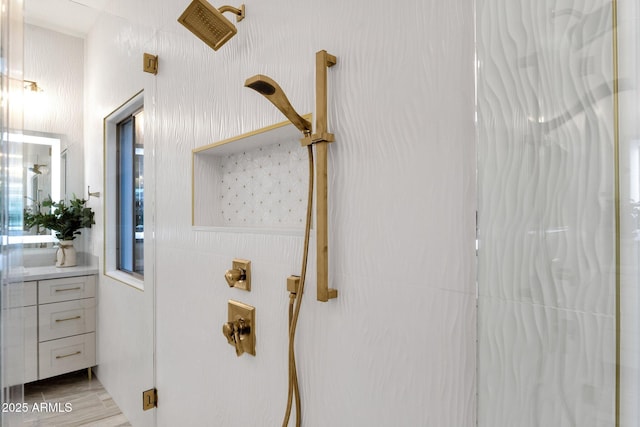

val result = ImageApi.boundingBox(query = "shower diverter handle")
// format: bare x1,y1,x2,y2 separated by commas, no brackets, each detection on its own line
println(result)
225,268,245,287
222,318,250,356
224,259,251,291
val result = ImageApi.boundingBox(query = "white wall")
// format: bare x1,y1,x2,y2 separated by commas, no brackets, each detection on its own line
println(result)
85,1,476,426
84,9,157,427
24,24,85,200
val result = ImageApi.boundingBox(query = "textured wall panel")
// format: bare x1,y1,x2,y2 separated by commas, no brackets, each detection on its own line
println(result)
24,25,83,148
24,24,85,199
84,9,157,427
476,1,617,425
84,0,476,426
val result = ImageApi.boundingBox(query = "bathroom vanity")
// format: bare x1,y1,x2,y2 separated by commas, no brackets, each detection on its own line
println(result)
16,263,98,383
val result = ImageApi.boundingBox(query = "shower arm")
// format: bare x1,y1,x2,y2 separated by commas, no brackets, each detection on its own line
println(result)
217,4,245,22
301,50,338,302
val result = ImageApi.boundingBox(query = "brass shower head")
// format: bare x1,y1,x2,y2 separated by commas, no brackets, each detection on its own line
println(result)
244,74,312,135
178,0,245,51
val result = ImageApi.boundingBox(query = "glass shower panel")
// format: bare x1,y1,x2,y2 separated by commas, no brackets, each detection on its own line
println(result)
476,1,627,426
616,1,640,425
1,0,25,424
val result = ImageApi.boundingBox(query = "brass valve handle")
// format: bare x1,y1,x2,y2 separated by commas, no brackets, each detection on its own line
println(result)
222,319,250,356
225,268,246,287
222,322,236,346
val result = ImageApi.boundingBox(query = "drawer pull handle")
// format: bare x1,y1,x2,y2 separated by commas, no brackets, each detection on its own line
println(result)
55,287,81,292
56,351,81,359
55,315,81,323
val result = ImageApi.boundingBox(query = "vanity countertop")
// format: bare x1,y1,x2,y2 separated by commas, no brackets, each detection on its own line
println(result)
23,264,98,281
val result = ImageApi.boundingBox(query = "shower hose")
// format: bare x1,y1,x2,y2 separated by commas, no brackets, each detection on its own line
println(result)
282,144,314,427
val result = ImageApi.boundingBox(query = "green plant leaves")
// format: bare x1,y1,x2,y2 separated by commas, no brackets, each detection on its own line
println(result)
23,196,95,240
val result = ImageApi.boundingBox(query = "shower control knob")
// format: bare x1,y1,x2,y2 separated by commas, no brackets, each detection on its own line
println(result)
222,319,250,356
224,259,251,291
223,300,256,357
222,321,243,356
222,322,236,346
225,269,243,287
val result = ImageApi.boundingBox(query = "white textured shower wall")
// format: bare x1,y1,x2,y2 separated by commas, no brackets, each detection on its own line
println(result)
24,24,85,201
84,0,476,426
477,1,640,426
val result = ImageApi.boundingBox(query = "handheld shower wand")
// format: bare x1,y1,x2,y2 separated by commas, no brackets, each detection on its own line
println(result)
244,75,312,136
244,51,338,427
244,59,337,301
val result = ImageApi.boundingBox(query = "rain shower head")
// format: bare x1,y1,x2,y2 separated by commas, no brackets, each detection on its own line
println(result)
244,74,312,135
178,0,245,51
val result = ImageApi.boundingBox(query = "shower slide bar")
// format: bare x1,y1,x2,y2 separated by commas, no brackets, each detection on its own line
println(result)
301,50,338,302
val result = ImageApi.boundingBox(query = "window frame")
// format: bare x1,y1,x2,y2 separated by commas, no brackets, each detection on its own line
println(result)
104,91,145,290
116,109,144,278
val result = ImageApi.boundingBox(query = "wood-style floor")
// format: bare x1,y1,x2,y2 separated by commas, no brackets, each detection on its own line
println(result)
22,370,130,426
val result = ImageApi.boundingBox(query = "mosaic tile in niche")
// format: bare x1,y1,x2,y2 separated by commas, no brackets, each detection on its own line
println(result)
215,140,307,228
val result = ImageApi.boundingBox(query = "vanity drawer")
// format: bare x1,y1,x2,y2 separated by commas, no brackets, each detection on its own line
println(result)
38,275,96,304
39,332,96,380
39,298,96,342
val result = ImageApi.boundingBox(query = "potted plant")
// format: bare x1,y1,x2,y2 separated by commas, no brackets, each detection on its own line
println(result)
24,196,95,267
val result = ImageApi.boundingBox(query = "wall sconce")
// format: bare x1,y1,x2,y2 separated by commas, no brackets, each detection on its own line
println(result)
24,80,43,92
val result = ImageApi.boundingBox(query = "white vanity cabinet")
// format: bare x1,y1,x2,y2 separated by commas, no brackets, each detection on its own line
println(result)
22,281,39,383
36,275,97,380
2,280,38,384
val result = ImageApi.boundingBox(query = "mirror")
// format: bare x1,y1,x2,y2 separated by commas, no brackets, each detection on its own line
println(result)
7,131,61,244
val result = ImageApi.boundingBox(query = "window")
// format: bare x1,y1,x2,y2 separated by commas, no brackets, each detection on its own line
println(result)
116,109,144,276
104,91,144,289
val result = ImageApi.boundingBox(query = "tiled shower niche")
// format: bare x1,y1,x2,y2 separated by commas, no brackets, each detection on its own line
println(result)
192,118,310,233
